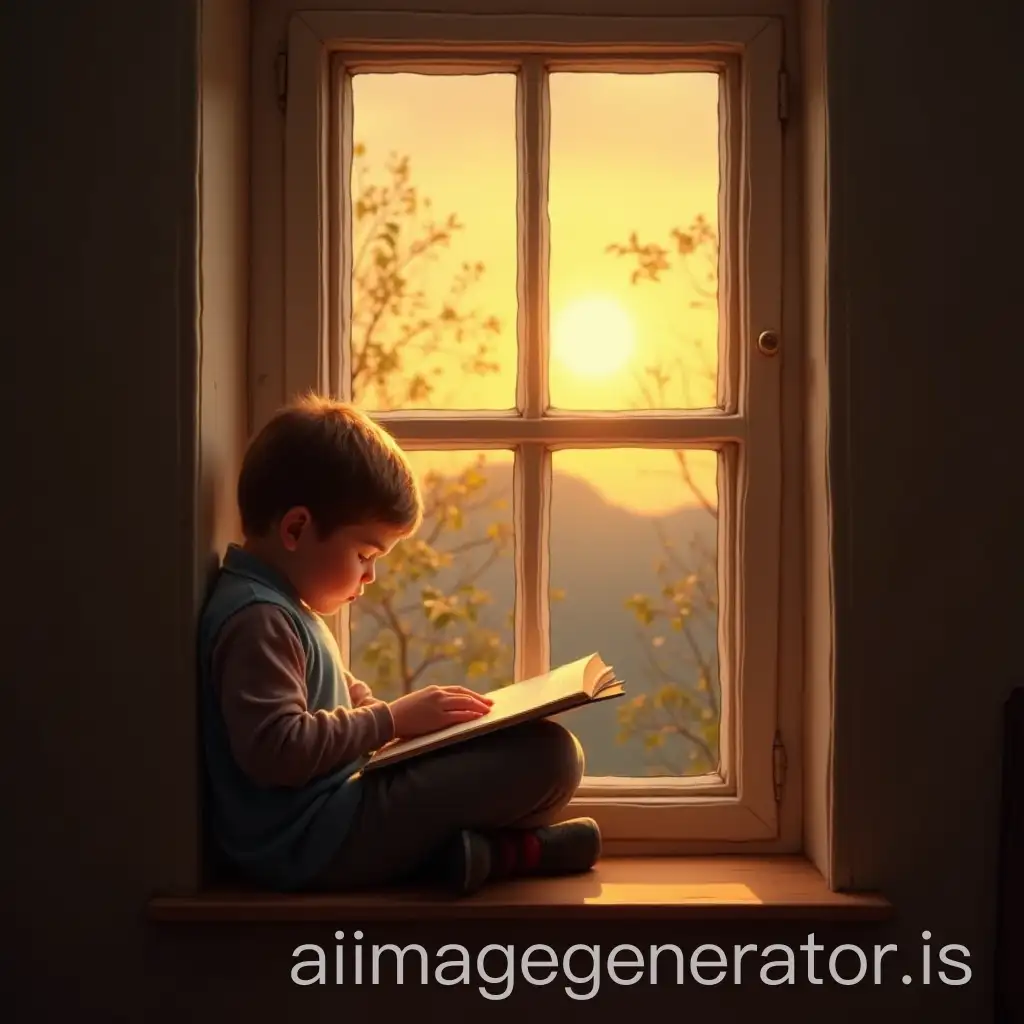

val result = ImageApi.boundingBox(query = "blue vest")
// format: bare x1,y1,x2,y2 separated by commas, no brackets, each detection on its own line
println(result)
197,544,365,890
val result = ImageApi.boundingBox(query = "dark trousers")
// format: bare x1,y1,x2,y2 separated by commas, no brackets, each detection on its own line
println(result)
311,718,585,890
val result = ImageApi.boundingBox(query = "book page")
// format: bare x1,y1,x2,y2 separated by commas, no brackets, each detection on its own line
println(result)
591,667,619,695
368,655,594,763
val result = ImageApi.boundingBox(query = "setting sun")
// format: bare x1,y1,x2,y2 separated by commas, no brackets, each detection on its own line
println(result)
552,296,636,378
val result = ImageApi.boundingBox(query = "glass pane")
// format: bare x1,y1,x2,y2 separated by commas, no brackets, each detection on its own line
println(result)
549,448,720,777
348,73,518,411
547,72,721,411
348,449,516,698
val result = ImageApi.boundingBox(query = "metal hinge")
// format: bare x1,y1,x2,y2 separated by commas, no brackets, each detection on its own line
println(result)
772,730,788,802
275,51,288,113
777,69,789,122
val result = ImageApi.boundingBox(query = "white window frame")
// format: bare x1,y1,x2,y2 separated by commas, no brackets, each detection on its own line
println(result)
276,9,787,849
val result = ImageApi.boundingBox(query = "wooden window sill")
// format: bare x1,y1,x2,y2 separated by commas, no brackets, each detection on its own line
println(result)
147,855,891,922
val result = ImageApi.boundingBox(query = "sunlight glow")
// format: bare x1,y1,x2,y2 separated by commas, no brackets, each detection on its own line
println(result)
552,296,636,378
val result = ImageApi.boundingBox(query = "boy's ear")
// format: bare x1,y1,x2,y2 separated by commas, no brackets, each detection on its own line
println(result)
278,507,312,551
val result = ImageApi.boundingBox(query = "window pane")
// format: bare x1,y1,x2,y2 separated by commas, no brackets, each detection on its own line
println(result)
348,449,515,697
347,74,518,411
549,448,720,777
548,73,721,411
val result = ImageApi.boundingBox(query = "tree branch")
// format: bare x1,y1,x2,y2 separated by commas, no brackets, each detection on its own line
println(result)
378,592,412,694
404,652,448,689
663,718,715,767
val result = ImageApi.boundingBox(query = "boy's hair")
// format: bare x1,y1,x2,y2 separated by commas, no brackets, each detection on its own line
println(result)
237,393,422,538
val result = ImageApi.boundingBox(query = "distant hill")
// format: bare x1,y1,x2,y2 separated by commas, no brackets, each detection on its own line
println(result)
351,461,719,777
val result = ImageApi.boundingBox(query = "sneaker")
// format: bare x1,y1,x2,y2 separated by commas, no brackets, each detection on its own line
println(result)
439,828,492,896
490,817,602,880
442,817,602,896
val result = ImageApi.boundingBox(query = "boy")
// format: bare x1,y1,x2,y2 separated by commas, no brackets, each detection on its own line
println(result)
197,394,601,895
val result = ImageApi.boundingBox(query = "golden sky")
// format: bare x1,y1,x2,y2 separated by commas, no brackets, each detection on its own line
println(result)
349,70,720,515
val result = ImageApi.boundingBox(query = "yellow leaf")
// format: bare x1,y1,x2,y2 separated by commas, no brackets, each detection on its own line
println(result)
657,685,680,709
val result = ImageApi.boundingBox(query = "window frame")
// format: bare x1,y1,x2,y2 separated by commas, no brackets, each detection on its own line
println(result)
274,9,789,849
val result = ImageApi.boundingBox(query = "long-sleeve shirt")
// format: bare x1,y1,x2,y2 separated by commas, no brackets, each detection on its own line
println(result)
210,603,395,788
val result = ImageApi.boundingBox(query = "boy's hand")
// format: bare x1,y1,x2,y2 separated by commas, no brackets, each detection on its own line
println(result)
389,685,494,739
347,676,379,708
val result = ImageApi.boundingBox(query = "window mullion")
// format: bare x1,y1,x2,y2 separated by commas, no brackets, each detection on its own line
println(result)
333,62,354,403
514,442,550,681
513,57,550,680
516,56,550,418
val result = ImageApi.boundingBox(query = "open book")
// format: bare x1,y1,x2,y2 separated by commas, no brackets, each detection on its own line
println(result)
362,652,624,772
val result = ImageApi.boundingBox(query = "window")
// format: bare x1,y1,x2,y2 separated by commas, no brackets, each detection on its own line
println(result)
272,10,790,848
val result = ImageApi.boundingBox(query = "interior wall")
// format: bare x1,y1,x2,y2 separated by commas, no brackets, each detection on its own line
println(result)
198,0,251,588
799,0,832,879
825,0,1017,918
6,0,1018,1021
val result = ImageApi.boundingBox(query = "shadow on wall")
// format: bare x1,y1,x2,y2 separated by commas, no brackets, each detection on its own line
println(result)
996,687,1024,1021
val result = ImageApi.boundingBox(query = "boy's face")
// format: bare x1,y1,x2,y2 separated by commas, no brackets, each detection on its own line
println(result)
281,511,407,615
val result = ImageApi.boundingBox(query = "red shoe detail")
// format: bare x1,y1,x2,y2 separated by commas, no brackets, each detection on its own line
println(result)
521,832,542,870
496,835,517,876
491,831,542,877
